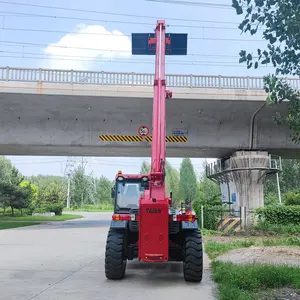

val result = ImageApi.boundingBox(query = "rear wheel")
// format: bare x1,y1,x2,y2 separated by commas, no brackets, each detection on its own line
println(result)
183,229,203,282
105,229,127,280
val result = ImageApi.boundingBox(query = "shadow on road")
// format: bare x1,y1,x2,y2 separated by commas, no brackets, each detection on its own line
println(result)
114,260,205,286
19,219,111,230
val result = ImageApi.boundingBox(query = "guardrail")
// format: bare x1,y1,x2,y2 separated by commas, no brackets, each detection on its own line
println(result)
206,154,282,178
0,66,299,90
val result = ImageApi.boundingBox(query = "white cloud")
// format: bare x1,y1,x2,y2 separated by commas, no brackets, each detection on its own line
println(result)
44,24,131,70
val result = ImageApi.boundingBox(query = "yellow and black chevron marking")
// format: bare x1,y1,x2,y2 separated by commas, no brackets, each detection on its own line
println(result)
217,217,241,233
99,135,143,142
99,135,188,143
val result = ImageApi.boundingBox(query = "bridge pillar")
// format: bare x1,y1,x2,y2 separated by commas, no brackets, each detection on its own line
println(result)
206,151,281,229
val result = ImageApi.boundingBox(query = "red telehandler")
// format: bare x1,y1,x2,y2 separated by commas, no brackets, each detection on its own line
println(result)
105,20,203,282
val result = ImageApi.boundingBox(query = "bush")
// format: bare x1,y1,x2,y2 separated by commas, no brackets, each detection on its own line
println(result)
283,192,300,206
256,205,300,226
45,203,64,215
254,221,300,234
31,202,64,215
264,192,279,206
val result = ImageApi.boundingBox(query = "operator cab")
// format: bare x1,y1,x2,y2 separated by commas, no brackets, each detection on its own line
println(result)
111,171,149,213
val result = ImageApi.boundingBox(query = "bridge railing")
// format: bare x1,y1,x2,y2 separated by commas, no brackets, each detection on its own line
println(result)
0,66,299,90
206,154,282,178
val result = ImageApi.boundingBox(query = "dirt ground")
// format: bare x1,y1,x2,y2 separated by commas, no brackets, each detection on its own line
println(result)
257,288,300,300
215,245,300,267
203,234,300,299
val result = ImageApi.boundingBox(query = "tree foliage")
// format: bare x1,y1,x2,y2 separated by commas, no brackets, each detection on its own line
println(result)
179,158,198,202
256,205,300,226
165,161,180,207
95,175,112,204
232,0,300,142
140,161,151,174
0,157,33,216
198,177,221,206
70,165,94,208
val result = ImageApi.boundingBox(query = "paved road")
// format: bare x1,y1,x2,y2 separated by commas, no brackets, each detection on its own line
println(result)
0,212,216,300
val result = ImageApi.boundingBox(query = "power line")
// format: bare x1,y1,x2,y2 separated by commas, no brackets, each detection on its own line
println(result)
0,50,244,65
0,43,247,58
0,53,271,68
0,1,237,23
145,0,232,9
0,9,233,29
0,29,266,48
0,15,243,31
0,26,265,39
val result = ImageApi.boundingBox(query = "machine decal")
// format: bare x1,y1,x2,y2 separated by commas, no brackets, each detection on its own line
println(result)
99,135,187,142
146,208,162,213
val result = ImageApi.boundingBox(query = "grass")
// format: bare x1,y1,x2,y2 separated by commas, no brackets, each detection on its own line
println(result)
0,213,84,222
0,221,40,230
201,228,222,236
205,237,300,259
64,203,114,212
254,222,300,234
211,261,300,300
205,240,255,259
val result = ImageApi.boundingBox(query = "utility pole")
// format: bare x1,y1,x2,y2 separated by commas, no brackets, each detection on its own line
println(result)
275,160,282,205
64,157,77,208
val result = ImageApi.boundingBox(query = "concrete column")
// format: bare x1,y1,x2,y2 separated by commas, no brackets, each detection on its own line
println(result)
229,151,270,227
207,150,281,229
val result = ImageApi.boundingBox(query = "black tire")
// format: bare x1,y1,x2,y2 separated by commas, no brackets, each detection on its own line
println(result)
183,229,203,283
105,229,127,280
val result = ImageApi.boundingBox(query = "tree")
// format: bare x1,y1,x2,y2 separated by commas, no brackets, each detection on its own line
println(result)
232,0,300,142
179,158,198,202
71,165,92,208
0,157,32,216
95,175,112,204
28,175,65,187
165,161,180,207
264,158,300,205
37,181,66,215
198,178,221,206
265,159,300,194
140,160,151,174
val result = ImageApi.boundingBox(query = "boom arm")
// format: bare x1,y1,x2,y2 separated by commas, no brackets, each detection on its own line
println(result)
131,20,187,262
151,20,166,181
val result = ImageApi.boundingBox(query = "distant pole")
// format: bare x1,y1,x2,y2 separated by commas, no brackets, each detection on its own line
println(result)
66,175,71,208
200,205,204,229
275,161,282,204
64,156,77,209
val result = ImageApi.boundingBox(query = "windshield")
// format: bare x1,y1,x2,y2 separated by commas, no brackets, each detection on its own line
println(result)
116,181,145,209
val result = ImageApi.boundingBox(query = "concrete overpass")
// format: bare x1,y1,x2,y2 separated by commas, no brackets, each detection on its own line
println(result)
0,66,300,158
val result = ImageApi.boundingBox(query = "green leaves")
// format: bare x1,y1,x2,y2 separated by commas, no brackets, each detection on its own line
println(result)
256,206,300,226
179,158,198,203
140,161,151,174
233,0,300,143
254,0,264,7
231,0,243,14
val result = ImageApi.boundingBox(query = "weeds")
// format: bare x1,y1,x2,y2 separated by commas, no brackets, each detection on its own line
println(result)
211,261,300,300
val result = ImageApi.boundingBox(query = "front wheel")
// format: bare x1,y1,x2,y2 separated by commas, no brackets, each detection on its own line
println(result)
183,229,203,282
105,229,127,280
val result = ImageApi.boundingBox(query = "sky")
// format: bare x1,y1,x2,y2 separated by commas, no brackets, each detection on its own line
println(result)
0,0,276,180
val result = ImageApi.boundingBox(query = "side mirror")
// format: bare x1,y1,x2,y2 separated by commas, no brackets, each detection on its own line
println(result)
111,187,115,198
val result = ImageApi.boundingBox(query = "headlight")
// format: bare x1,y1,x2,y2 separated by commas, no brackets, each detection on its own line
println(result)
142,176,149,182
117,176,124,181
